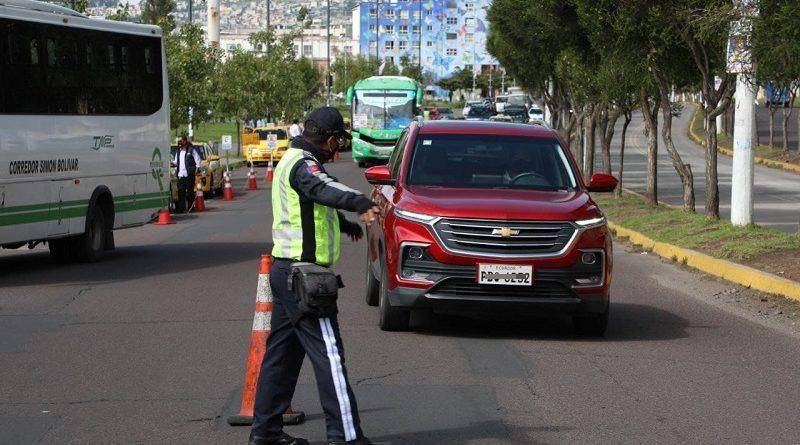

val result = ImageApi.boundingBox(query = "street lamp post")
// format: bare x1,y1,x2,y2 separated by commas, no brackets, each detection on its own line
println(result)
375,0,380,75
417,0,422,77
326,0,331,106
266,0,270,55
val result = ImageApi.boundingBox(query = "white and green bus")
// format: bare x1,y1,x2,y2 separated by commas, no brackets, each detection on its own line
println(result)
0,0,170,261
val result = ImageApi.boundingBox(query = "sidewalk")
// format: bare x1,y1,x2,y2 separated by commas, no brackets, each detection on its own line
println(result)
607,106,800,233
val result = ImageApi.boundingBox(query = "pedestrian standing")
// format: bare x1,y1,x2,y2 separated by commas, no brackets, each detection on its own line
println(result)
249,107,378,445
288,119,302,140
172,136,201,213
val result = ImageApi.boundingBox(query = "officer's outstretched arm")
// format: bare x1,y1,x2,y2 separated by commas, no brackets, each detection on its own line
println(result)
291,159,374,213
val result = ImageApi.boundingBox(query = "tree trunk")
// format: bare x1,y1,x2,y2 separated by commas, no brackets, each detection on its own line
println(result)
574,109,585,173
601,110,619,175
586,110,597,178
653,77,694,212
640,89,659,206
615,112,631,198
704,114,719,218
769,106,776,148
782,105,791,151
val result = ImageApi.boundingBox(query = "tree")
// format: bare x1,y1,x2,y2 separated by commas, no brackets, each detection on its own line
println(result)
380,61,400,76
141,0,175,30
107,2,132,21
165,23,221,130
331,55,380,94
296,6,313,58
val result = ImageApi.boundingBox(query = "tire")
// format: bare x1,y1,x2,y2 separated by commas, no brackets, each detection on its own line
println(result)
365,246,380,307
74,206,107,263
357,160,366,168
573,305,609,336
48,238,73,262
378,262,410,331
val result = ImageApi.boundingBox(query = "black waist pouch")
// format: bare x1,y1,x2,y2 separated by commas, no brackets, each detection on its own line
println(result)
288,262,344,322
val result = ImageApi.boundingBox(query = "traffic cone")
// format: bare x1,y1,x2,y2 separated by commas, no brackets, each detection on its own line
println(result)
155,208,174,225
228,255,306,427
265,162,274,183
248,166,258,190
193,180,206,212
223,171,235,201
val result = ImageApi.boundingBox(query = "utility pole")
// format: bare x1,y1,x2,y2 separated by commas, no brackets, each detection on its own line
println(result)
417,0,422,78
208,0,220,47
730,0,757,226
501,69,505,95
326,0,331,106
266,0,270,55
375,0,380,75
188,0,193,23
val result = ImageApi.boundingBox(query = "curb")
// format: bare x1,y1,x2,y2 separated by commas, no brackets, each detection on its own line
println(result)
608,221,800,302
687,104,800,174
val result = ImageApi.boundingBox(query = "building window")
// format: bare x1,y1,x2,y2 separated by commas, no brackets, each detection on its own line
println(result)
399,25,408,35
369,7,376,17
369,24,376,32
426,25,433,31
426,55,433,62
387,56,394,64
446,48,457,56
426,41,433,47
446,17,457,25
386,9,395,19
400,10,409,19
384,25,394,34
412,40,420,49
466,33,474,43
369,41,377,51
465,18,475,28
399,40,407,50
466,2,474,12
303,45,312,56
412,25,420,34
446,33,457,40
412,10,420,20
385,40,394,49
344,46,353,54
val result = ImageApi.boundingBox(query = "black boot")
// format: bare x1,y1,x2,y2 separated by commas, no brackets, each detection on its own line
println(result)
329,437,374,445
249,431,309,445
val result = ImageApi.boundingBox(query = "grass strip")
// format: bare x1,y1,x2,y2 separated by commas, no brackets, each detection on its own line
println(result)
595,192,800,262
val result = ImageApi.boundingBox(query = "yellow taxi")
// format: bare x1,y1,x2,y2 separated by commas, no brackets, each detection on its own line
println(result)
244,125,290,165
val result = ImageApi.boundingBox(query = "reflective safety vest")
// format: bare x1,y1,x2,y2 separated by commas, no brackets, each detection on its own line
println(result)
271,148,340,266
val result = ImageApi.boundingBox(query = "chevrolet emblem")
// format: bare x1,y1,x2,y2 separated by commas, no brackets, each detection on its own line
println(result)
492,227,520,237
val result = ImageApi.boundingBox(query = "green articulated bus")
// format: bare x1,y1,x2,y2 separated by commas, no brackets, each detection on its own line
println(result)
346,76,422,167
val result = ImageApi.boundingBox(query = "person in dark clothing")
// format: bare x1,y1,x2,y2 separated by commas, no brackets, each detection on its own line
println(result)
172,136,202,213
249,107,378,445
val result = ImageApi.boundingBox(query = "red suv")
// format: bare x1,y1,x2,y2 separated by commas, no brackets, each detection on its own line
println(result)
363,120,618,335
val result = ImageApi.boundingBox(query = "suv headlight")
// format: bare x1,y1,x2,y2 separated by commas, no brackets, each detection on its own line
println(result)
394,209,437,224
575,216,606,229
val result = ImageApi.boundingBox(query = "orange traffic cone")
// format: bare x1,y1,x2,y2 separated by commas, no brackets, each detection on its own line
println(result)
248,166,258,190
223,171,235,201
228,255,306,427
155,208,174,225
193,180,206,212
265,163,274,183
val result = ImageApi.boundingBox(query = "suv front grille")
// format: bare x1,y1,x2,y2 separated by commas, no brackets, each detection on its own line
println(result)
429,278,575,299
432,218,577,257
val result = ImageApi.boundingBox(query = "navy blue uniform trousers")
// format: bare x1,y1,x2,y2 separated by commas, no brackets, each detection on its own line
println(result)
251,259,363,442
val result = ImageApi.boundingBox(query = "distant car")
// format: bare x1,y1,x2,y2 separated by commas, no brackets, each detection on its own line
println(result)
464,105,494,121
245,126,290,165
436,107,455,120
504,105,528,123
462,100,483,117
494,95,509,113
489,114,512,122
169,142,223,203
528,106,544,122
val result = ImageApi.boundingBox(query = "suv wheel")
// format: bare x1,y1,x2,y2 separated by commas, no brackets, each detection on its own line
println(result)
378,262,410,331
573,306,609,336
365,246,379,306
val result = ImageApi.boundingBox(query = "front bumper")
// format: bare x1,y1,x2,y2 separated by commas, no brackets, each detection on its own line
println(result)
247,150,284,163
352,138,395,161
388,259,609,315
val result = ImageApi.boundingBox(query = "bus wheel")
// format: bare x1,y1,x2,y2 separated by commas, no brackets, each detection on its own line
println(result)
74,206,107,262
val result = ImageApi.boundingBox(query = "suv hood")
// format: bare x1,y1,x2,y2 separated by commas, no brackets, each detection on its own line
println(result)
401,186,599,221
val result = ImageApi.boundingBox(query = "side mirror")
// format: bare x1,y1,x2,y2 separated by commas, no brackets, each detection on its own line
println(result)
587,173,618,193
364,165,395,186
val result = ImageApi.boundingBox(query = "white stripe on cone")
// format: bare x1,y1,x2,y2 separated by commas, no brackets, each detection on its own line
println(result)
252,311,271,331
256,274,272,303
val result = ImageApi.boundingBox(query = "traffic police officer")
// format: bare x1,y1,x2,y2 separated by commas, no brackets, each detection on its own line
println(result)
249,107,378,445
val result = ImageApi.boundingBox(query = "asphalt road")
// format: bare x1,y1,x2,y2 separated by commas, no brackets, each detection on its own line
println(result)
3,156,800,444
604,106,800,232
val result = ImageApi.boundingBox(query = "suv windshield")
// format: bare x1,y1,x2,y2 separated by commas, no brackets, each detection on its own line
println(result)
407,134,577,191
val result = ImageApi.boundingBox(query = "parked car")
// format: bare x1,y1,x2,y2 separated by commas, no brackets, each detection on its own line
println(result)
245,126,290,165
362,120,618,334
436,107,455,120
503,105,529,123
528,106,544,122
464,105,494,121
462,100,483,117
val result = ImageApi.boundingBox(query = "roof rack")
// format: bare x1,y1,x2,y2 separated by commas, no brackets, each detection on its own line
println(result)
0,0,86,18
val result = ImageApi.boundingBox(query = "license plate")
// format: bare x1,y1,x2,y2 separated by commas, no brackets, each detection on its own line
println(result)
478,264,533,286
